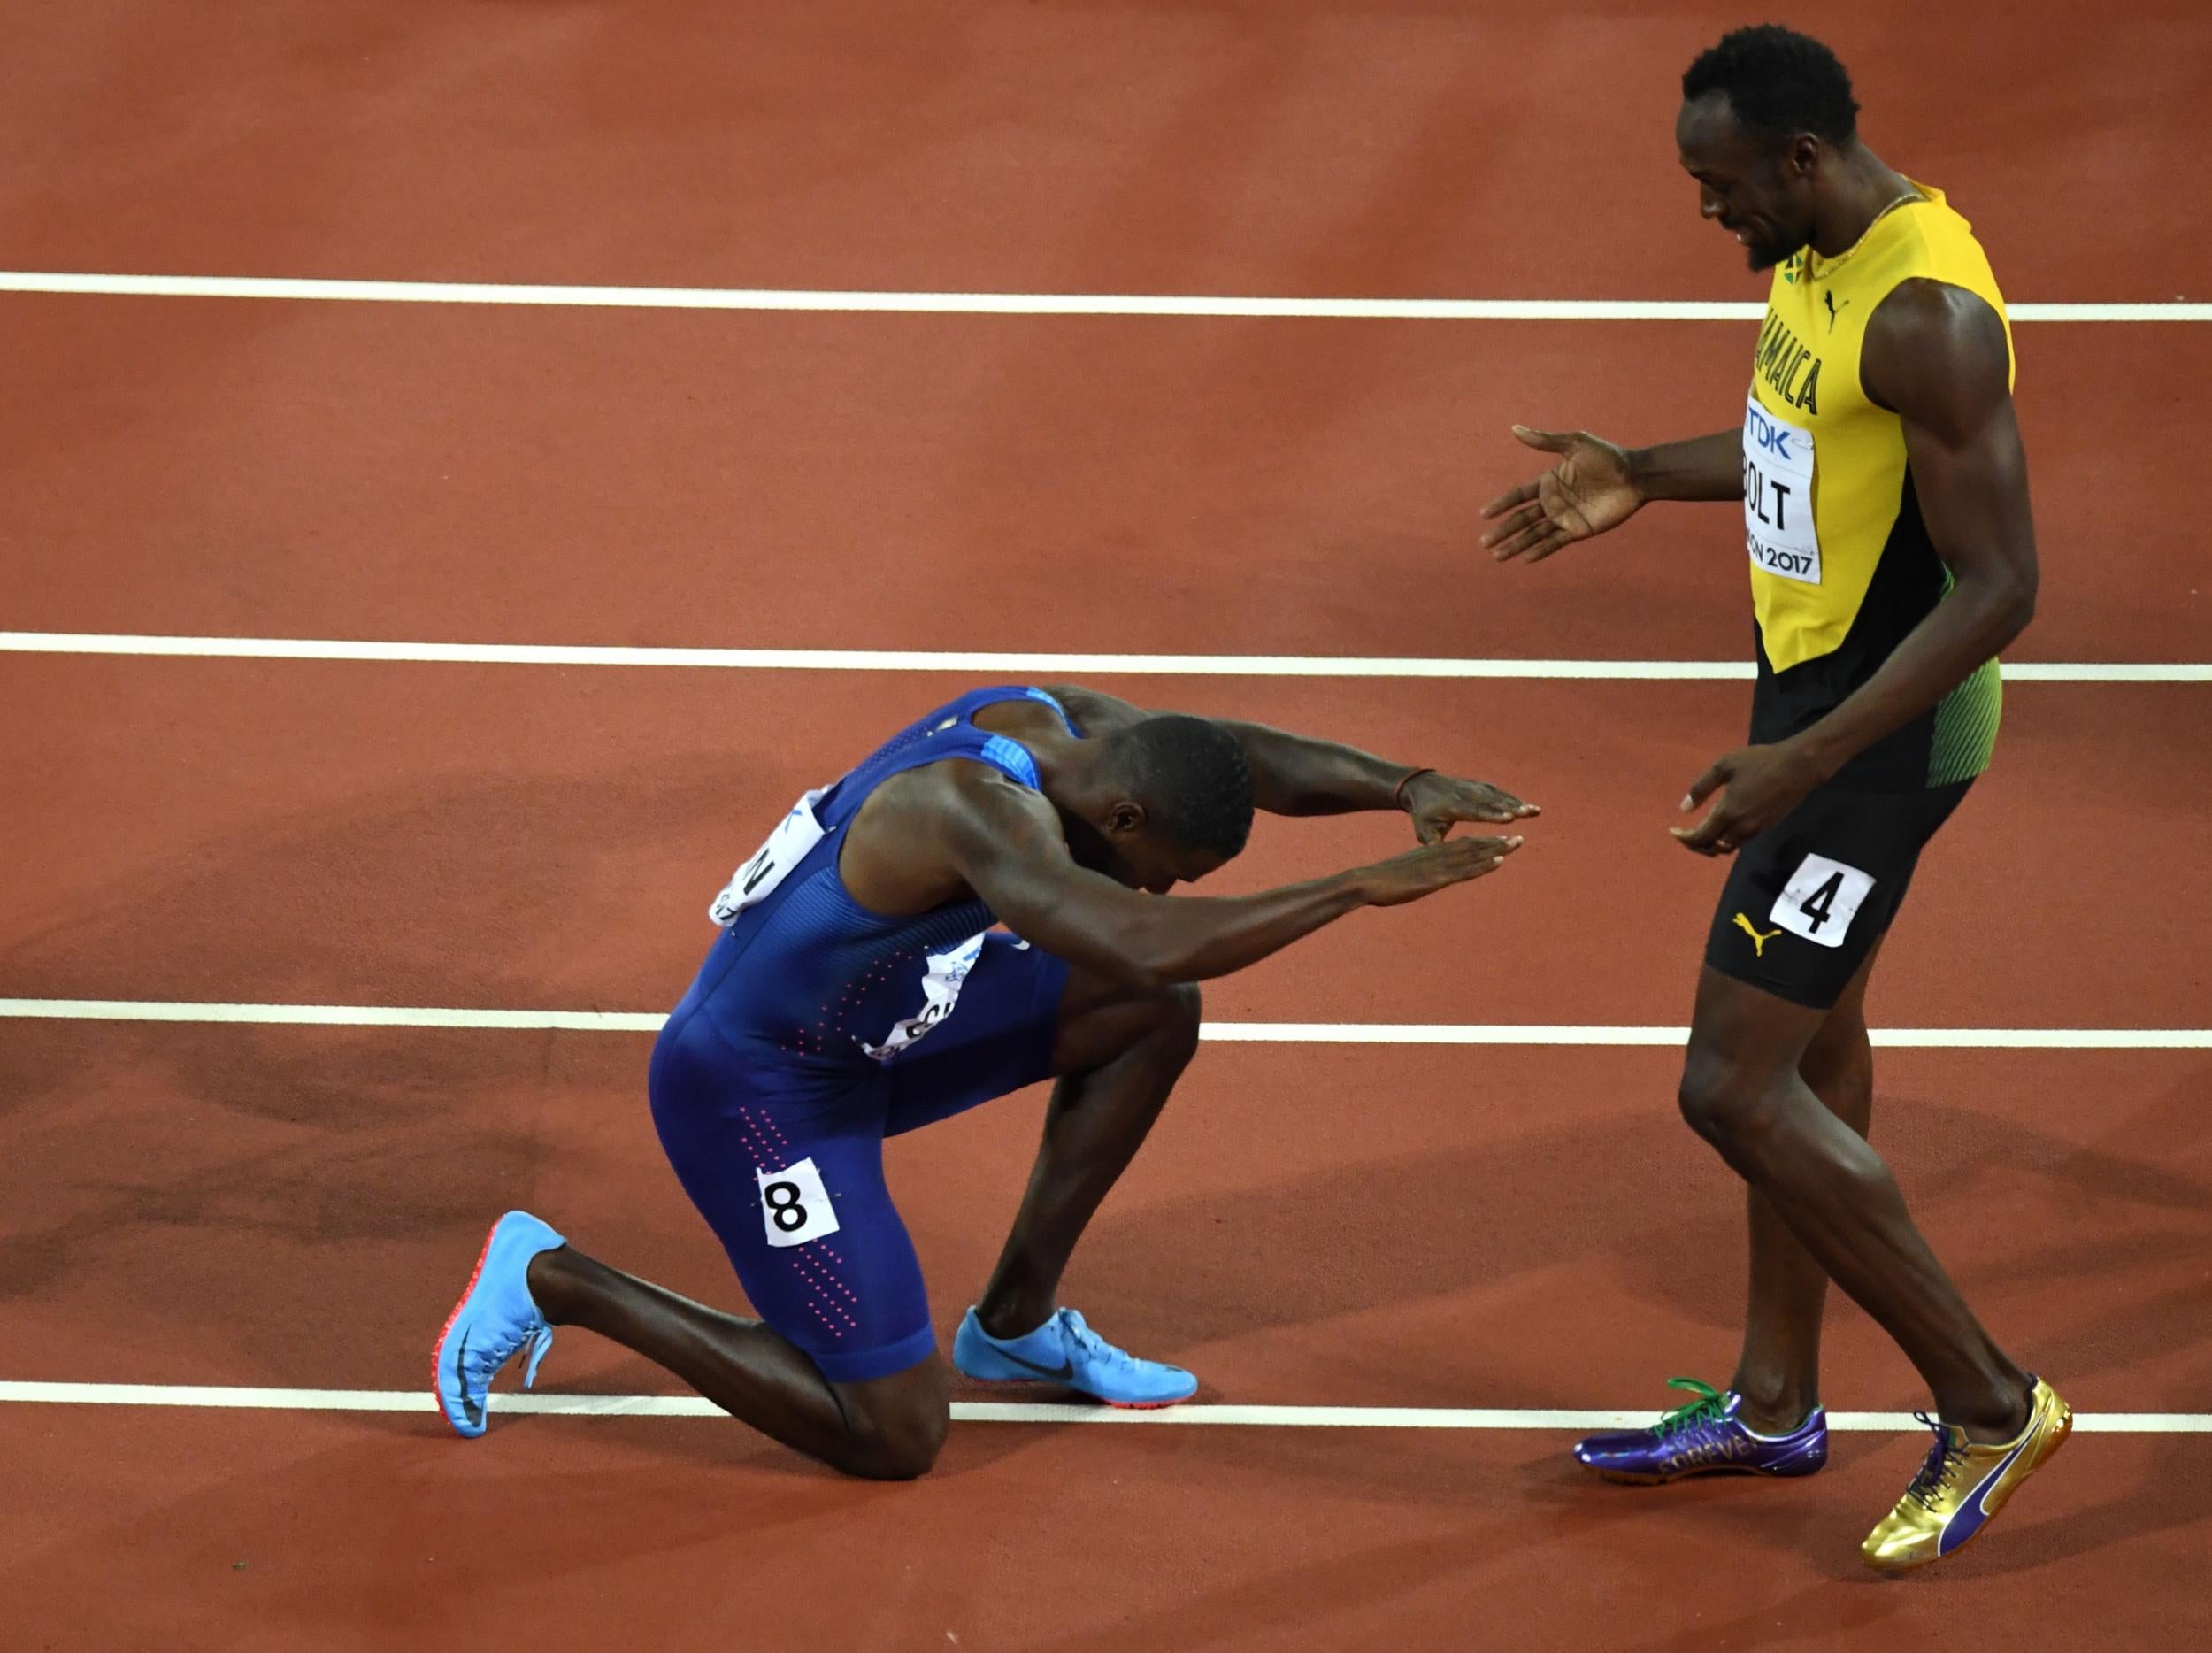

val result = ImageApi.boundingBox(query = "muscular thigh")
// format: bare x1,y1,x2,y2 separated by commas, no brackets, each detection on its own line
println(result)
649,1009,940,1385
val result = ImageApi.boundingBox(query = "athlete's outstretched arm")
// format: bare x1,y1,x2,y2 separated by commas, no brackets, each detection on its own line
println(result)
934,771,1519,990
1045,684,1538,835
1673,282,2035,854
1481,426,1741,563
1629,429,1747,503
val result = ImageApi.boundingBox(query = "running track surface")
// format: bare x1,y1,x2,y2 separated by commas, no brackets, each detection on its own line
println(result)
3,4,2209,1649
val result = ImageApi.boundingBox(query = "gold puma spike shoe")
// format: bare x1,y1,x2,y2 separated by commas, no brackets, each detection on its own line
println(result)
1862,1378,2072,1572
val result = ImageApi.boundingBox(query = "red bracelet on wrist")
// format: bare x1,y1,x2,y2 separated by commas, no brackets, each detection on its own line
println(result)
1393,767,1436,809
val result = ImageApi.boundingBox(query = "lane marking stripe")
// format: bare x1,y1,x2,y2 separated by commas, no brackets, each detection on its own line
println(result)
0,1381,2204,1431
2,999,2206,1048
0,273,2205,323
4,633,2207,682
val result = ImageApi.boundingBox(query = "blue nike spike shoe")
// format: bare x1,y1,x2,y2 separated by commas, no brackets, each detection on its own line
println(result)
433,1211,566,1437
953,1306,1199,1409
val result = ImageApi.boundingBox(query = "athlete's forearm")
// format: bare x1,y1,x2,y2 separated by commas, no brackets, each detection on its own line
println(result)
1043,873,1373,989
1792,572,2035,779
946,777,1391,990
1629,429,1743,504
1217,721,1420,817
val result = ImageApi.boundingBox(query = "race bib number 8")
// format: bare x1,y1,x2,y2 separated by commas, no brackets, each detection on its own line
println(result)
757,1156,841,1249
1770,853,1875,949
710,789,828,926
1743,395,1821,585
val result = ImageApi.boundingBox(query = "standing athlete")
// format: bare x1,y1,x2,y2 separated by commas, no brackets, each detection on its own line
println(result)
435,684,1533,1478
1479,27,2066,1570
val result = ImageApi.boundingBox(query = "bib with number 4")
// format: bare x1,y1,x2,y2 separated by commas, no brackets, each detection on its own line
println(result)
757,1156,840,1249
1770,853,1875,949
710,790,828,926
1743,394,1821,585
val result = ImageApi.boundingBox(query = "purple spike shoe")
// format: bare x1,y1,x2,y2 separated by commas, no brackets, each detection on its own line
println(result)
1574,1378,1829,1484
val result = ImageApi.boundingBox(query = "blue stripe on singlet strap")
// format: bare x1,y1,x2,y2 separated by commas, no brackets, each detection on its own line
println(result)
979,734,1041,788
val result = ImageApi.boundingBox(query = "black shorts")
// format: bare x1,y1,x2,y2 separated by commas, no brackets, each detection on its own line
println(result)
1703,779,1973,1011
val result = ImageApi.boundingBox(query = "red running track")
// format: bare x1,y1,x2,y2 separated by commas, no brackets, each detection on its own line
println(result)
4,3,2210,1649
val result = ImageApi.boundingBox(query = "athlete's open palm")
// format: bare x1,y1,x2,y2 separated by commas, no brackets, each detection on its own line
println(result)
1480,426,1644,563
1358,835,1522,907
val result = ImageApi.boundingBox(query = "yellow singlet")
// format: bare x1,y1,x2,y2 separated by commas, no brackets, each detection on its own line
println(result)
1742,181,2011,790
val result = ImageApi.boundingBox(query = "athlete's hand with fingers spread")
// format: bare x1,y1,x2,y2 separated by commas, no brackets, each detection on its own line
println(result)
1480,426,1646,563
1357,835,1523,906
1671,741,1826,856
1402,770,1540,843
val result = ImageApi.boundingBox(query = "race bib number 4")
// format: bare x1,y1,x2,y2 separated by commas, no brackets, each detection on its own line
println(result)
1770,853,1875,948
757,1156,841,1249
1743,395,1821,585
710,790,828,926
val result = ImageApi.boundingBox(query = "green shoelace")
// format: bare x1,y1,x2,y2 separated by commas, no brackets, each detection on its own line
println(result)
1655,1377,1731,1437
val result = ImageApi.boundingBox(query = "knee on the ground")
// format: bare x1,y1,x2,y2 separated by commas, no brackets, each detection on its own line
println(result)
846,1407,949,1481
838,1365,952,1481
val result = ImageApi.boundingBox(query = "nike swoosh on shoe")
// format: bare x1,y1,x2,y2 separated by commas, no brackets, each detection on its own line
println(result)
991,1345,1076,1381
455,1327,485,1430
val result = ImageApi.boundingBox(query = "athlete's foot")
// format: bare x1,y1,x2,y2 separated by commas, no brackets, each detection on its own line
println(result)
1944,1377,2037,1445
1862,1377,2071,1571
1573,1377,1829,1484
971,1295,1055,1345
953,1306,1198,1409
433,1211,566,1437
1731,1388,1823,1439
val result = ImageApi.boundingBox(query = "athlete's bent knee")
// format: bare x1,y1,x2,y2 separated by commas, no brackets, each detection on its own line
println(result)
1154,981,1202,1054
834,1361,950,1480
848,1409,949,1481
1677,1046,1782,1155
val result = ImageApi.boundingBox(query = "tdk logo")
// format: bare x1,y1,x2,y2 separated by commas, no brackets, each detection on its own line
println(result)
1747,405,1795,462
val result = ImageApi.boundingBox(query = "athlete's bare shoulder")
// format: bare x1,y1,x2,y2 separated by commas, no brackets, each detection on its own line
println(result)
1863,279,2009,426
841,748,1065,915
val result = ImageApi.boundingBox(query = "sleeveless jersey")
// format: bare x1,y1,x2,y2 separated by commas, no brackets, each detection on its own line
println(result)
678,686,1077,1085
1742,181,2012,790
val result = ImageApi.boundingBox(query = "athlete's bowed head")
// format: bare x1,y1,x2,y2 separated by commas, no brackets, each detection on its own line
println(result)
1678,25,1863,273
1061,714,1255,896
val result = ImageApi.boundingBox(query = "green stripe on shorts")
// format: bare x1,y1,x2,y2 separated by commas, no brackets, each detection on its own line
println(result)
1929,656,2003,786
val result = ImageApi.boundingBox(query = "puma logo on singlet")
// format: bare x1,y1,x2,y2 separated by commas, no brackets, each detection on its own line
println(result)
1733,912,1784,957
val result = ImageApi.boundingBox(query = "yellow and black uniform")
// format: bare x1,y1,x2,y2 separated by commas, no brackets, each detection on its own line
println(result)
1708,182,2008,1008
1743,181,2009,789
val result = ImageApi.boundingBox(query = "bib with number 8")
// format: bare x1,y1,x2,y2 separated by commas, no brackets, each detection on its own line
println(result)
757,1156,841,1249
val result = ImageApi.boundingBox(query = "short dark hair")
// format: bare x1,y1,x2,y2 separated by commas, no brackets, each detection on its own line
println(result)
1110,715,1254,860
1682,25,1859,145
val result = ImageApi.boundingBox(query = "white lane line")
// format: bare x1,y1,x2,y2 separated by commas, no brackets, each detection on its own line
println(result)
4,633,2206,682
0,1381,2202,1432
0,273,2203,323
4,999,2207,1049
0,999,669,1033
